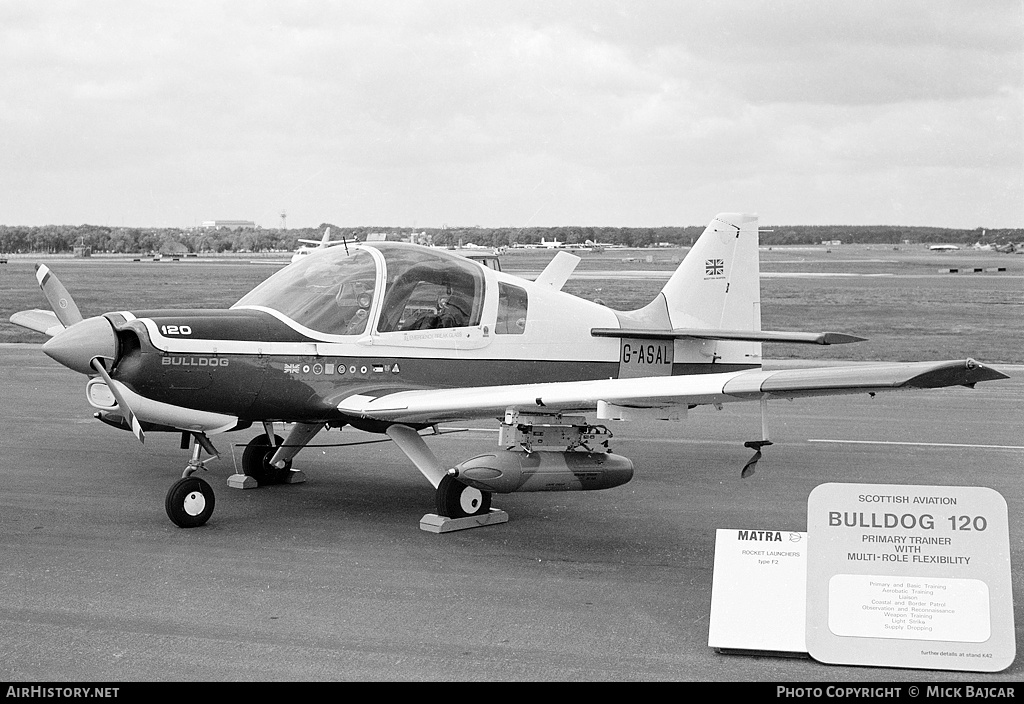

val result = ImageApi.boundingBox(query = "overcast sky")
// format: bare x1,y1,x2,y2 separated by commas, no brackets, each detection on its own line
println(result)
1,1,1021,229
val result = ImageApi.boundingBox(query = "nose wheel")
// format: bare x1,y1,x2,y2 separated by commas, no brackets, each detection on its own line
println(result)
165,476,216,528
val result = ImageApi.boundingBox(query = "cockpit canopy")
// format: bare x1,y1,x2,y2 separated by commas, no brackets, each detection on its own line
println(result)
234,243,485,338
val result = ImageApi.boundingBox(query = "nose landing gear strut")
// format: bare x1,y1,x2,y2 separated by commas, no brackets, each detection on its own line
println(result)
165,432,220,528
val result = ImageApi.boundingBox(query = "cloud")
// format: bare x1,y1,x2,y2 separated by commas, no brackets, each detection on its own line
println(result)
0,0,1020,227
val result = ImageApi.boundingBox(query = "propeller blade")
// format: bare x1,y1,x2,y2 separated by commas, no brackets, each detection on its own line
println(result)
90,358,145,443
35,264,83,328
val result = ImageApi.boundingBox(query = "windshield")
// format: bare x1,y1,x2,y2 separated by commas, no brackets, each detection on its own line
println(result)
234,248,378,336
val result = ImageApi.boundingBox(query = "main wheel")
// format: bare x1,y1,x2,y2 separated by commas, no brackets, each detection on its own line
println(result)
436,474,492,518
242,434,292,486
165,476,215,528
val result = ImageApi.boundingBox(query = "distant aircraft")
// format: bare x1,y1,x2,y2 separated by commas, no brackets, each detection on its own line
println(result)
929,244,961,252
450,250,502,271
291,227,351,263
11,213,1008,530
582,238,626,252
540,237,564,249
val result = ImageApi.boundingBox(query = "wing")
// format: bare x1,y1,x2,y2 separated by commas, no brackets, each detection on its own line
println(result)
10,309,64,337
334,359,1008,425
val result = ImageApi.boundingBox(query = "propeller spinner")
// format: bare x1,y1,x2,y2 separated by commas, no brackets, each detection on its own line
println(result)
42,315,118,375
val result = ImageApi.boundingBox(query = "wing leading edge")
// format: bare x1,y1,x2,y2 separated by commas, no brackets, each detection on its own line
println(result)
334,359,1008,425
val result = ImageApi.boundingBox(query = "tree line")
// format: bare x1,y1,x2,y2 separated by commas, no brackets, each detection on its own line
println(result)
1,222,1020,254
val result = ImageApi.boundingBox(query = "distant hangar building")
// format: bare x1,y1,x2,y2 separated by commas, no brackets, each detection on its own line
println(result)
202,220,256,230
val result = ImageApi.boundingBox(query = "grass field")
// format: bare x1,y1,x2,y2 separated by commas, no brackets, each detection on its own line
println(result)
2,245,1021,363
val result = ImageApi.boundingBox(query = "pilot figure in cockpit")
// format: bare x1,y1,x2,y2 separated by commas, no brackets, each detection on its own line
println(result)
435,293,470,328
401,292,471,330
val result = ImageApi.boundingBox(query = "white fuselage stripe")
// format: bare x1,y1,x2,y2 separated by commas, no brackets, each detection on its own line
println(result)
133,315,626,362
137,317,319,355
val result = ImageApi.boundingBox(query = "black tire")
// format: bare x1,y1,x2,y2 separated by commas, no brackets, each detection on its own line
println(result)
165,476,215,528
241,434,292,485
436,474,491,518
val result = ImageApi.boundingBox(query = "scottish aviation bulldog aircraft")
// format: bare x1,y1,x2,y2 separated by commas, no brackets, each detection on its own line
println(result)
11,213,1008,529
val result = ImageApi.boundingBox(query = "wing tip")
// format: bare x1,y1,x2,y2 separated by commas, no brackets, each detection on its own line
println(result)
907,359,1010,388
965,359,1011,383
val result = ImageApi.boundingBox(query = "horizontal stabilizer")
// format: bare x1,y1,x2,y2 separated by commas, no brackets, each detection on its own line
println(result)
591,327,866,345
10,309,64,336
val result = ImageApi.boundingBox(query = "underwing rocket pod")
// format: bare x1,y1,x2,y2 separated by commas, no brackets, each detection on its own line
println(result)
453,450,634,493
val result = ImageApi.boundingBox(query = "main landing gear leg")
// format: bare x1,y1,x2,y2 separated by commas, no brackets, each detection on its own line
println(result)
384,424,507,533
267,422,320,484
228,422,313,489
741,398,773,478
165,432,218,528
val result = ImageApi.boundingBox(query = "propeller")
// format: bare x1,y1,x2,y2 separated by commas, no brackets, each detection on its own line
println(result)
34,265,117,375
89,357,145,443
35,264,83,329
31,264,143,442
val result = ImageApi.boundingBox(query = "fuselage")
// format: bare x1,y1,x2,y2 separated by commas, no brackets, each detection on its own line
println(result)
66,242,759,428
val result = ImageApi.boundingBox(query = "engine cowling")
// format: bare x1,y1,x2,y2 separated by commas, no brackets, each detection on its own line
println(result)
453,450,634,494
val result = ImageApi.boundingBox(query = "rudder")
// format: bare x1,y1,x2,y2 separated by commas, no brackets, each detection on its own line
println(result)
661,212,761,333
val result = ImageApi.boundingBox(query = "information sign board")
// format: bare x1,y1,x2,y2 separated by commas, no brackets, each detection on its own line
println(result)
806,483,1014,671
708,529,807,654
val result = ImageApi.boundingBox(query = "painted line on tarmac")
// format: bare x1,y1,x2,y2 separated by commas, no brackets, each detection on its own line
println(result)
809,439,1024,451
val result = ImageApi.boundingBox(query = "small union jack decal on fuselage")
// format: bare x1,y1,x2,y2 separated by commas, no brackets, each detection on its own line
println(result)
705,258,724,277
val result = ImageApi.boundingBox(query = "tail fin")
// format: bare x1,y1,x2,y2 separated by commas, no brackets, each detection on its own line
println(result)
662,213,760,332
610,213,761,366
600,214,861,363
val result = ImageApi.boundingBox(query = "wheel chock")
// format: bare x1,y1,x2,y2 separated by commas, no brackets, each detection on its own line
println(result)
227,470,306,489
226,473,258,489
419,509,509,533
